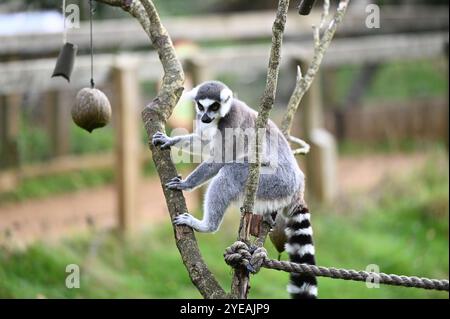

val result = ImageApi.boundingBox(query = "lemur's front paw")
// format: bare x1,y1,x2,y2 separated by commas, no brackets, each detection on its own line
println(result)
165,176,190,191
152,131,173,149
173,213,195,227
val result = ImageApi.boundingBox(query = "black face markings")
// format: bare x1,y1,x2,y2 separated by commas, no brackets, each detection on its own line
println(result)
197,102,204,112
209,102,221,112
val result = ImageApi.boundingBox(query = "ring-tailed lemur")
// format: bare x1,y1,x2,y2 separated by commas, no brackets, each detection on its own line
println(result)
152,81,317,299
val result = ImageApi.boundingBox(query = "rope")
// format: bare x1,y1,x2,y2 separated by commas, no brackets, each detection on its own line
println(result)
62,0,67,44
89,0,95,88
224,241,449,292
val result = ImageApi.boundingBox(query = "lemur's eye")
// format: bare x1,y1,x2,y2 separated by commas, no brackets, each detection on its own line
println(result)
209,102,221,112
197,102,204,111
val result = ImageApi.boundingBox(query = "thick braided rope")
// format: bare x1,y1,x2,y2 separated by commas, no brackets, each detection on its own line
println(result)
224,241,449,292
264,259,449,291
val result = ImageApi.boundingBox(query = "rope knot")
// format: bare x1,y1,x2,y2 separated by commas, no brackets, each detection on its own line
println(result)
224,241,268,274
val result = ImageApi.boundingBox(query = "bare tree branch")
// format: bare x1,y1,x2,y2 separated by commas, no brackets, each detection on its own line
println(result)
232,0,290,299
281,0,350,137
241,0,290,219
96,0,350,300
95,0,227,299
232,0,350,299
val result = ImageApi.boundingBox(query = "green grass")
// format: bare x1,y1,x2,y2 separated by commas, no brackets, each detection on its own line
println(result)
0,160,447,299
70,124,115,156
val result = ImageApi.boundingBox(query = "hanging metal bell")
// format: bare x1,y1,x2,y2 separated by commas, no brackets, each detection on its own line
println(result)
52,42,78,82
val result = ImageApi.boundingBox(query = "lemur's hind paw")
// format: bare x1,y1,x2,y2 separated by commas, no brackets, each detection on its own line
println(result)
173,213,195,228
152,131,172,149
166,176,190,190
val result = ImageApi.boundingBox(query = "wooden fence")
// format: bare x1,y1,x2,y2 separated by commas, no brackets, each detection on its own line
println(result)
1,5,447,58
0,8,448,231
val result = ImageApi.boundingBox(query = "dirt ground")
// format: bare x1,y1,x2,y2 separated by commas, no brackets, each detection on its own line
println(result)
0,152,429,247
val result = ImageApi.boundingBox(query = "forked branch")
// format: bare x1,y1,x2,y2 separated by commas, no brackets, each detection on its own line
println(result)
233,0,290,299
95,0,350,300
281,0,350,137
95,0,226,299
233,0,350,299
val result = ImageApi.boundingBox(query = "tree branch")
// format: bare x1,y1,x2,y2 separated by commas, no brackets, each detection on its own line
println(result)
95,0,350,300
281,0,350,137
95,0,226,299
231,0,290,299
231,0,350,299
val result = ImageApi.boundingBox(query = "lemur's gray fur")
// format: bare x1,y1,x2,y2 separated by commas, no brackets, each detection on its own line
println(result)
153,81,317,298
153,80,303,231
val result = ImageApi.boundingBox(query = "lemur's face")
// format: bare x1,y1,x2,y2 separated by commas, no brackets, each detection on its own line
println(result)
188,81,233,124
195,98,222,124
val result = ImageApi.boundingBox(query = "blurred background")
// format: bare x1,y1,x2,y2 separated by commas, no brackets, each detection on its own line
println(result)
0,0,448,298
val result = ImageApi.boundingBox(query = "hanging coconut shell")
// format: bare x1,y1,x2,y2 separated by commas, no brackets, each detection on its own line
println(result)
269,213,288,254
72,87,112,133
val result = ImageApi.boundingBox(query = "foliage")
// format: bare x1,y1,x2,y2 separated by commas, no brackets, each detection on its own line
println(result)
332,58,448,106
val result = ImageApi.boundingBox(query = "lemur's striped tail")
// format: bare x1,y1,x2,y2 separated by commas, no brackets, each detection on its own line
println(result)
284,205,318,299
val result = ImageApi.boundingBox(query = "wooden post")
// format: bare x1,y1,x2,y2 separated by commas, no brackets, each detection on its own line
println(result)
112,57,141,233
184,57,211,86
309,128,337,202
444,40,449,151
293,58,337,203
0,93,21,191
0,94,21,168
44,90,71,157
184,57,211,209
299,61,324,137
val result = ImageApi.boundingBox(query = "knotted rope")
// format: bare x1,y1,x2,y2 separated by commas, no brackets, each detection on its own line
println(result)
224,241,449,292
224,241,268,274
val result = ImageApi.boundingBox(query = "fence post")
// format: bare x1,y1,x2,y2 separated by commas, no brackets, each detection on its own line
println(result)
294,58,337,203
44,90,71,157
0,94,21,191
184,57,211,209
112,57,141,233
184,57,211,86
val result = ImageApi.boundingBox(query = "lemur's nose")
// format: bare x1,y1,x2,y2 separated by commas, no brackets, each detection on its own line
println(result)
201,114,213,123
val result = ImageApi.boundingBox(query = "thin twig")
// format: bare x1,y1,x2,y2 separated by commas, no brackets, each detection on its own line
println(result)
281,0,350,138
289,135,310,155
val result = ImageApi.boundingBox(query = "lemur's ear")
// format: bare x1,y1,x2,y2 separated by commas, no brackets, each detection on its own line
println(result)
184,86,199,101
220,87,233,103
219,87,233,117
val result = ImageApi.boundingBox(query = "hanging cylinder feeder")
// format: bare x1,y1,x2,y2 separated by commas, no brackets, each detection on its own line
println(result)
52,0,77,81
71,0,112,133
298,0,317,15
52,42,77,82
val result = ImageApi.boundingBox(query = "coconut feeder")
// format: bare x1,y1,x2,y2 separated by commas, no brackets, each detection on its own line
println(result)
52,0,111,133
